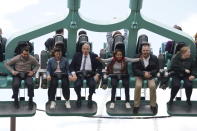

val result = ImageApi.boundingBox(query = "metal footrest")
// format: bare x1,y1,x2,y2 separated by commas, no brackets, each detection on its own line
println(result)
167,101,197,116
106,100,156,116
0,101,36,117
46,100,97,116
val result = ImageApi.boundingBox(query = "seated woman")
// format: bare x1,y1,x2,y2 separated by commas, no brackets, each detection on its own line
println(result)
97,49,140,109
168,46,197,105
47,48,72,109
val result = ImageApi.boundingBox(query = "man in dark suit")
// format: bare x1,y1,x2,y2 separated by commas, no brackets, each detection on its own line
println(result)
70,43,102,108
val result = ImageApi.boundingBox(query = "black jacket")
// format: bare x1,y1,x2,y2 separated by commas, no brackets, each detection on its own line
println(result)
69,52,102,75
170,53,197,77
132,54,159,79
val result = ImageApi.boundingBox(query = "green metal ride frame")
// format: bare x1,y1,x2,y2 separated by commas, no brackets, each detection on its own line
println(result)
5,0,195,60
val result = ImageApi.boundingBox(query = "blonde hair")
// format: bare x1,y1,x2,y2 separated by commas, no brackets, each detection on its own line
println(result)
194,32,197,40
180,46,190,55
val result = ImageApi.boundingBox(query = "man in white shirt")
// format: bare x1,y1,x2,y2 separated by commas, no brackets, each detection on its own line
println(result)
132,43,159,114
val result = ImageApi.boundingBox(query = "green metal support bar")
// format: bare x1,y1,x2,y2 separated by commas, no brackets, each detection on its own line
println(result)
10,117,16,131
67,29,78,57
68,0,81,11
140,15,196,58
5,18,69,59
127,29,138,58
5,0,195,60
130,0,142,11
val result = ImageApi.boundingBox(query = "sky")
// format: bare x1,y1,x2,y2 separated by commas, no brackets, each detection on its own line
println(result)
1,0,197,131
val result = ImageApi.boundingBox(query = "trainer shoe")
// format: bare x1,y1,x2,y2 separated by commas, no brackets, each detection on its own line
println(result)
65,100,71,108
109,102,115,109
49,101,56,109
125,102,131,109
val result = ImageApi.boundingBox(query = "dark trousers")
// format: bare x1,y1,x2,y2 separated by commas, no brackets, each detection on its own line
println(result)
111,76,130,102
48,76,70,101
74,76,96,100
170,76,193,101
12,76,34,99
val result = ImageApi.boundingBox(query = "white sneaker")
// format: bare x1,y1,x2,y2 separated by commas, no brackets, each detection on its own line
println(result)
49,101,56,109
109,102,115,109
65,100,71,109
125,102,131,109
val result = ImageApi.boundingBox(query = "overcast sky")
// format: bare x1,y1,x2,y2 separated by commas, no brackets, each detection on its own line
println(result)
0,0,197,131
1,0,197,55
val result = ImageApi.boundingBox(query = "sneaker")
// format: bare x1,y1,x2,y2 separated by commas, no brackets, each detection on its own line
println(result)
133,107,139,114
125,102,131,109
109,102,115,109
65,100,71,108
49,101,56,109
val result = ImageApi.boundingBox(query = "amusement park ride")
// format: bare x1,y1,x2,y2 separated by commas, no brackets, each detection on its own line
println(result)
0,0,197,130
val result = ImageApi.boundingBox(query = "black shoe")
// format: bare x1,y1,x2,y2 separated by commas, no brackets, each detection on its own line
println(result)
133,107,139,114
87,100,93,108
168,100,173,105
160,84,168,90
186,100,192,106
88,94,92,101
28,100,34,110
14,100,19,109
76,99,82,108
151,106,158,115
101,84,108,90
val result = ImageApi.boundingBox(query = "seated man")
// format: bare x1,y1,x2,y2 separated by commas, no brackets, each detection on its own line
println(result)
69,43,102,108
132,43,159,114
47,48,72,109
4,47,40,109
45,29,67,56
